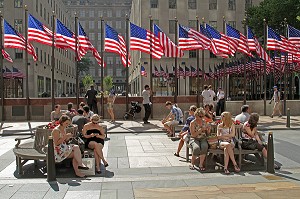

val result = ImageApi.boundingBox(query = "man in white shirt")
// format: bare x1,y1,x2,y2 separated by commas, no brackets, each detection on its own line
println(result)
216,87,225,116
269,86,282,118
142,85,152,124
201,85,211,106
235,105,250,123
208,85,216,105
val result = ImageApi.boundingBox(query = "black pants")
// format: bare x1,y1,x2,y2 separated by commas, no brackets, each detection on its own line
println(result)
143,104,151,122
88,102,98,114
216,99,225,116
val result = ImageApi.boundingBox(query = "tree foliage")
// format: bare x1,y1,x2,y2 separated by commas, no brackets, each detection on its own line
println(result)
78,57,92,73
103,76,114,92
82,74,94,90
247,0,300,37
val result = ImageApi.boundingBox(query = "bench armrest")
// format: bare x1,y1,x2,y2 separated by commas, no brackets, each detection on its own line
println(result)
15,135,34,148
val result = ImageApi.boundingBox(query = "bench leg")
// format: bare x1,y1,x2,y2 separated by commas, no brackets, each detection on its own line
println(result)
16,156,22,175
239,152,242,170
186,145,189,162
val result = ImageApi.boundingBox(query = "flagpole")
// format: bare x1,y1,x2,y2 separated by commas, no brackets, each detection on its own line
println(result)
75,14,79,108
243,19,247,105
201,17,205,106
51,11,55,111
149,15,153,117
283,18,287,115
125,15,129,112
174,17,178,103
0,12,4,121
195,17,200,107
100,16,104,118
184,65,186,95
24,5,30,121
263,19,267,116
222,16,227,104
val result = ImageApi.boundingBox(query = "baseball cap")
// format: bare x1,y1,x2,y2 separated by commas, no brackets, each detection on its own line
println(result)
273,86,277,89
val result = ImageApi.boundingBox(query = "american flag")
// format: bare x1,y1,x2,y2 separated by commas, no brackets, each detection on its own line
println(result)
191,66,197,77
140,65,147,77
154,66,160,76
185,66,191,77
28,14,53,46
4,67,12,78
1,69,8,78
288,25,300,48
206,24,237,56
160,65,166,77
209,66,215,79
130,23,163,59
178,24,211,51
226,24,250,56
78,23,104,66
105,24,130,67
2,49,13,63
267,26,300,57
178,65,185,77
12,66,25,78
247,27,272,66
4,20,37,61
154,24,183,57
56,19,75,50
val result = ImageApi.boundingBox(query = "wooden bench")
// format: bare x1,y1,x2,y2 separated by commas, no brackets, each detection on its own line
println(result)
13,125,77,175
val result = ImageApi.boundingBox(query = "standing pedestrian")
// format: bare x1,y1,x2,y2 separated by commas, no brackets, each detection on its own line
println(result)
107,90,116,122
269,86,282,118
216,87,225,116
142,85,152,124
201,85,211,106
85,85,98,114
208,85,216,105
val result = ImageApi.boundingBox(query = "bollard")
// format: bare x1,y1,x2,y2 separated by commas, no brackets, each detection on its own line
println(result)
266,132,275,174
47,136,56,182
286,108,290,128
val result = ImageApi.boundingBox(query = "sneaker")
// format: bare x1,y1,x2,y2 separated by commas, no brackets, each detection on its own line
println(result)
278,115,282,118
144,121,150,124
269,115,273,118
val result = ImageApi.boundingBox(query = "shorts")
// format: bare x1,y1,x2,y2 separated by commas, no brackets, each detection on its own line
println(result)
164,120,179,127
107,102,113,109
189,138,208,156
273,101,280,110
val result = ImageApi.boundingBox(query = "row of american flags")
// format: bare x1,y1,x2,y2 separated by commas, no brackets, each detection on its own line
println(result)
1,66,25,78
2,12,300,70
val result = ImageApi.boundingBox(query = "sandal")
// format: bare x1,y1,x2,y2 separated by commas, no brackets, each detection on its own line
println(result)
224,168,230,174
189,164,195,170
174,153,179,157
199,166,206,171
234,165,240,172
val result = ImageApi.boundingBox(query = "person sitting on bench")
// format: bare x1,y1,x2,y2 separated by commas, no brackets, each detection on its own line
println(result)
162,101,183,136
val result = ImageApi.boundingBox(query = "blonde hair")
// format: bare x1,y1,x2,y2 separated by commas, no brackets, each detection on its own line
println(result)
194,107,206,117
91,114,101,122
221,112,233,127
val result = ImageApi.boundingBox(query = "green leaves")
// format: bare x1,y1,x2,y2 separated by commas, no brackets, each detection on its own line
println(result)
82,74,94,90
103,76,113,92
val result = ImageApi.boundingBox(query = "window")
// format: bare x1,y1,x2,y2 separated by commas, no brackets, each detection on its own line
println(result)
107,21,112,26
80,21,85,28
116,57,121,65
89,33,95,41
14,19,23,33
210,52,217,58
37,76,44,94
89,10,94,18
80,10,85,17
169,0,176,9
46,78,51,94
44,8,46,20
116,10,121,17
98,21,101,29
116,21,122,29
98,10,103,17
40,3,42,17
228,21,236,28
107,10,112,17
116,69,122,77
15,49,23,59
107,57,113,65
188,0,196,9
228,0,236,10
0,0,4,8
107,68,113,76
89,21,94,29
209,0,217,10
44,52,46,64
97,33,101,40
169,20,176,34
36,0,39,12
189,50,196,58
188,20,197,29
14,0,23,8
150,0,158,8
153,19,159,26
209,21,217,29
245,0,252,10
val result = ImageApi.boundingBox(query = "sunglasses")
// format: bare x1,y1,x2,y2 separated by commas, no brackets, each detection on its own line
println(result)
92,121,99,124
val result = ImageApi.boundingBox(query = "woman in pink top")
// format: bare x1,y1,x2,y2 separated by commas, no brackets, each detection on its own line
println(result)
217,112,240,174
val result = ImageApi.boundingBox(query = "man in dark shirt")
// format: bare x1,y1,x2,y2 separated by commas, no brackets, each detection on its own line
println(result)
72,109,88,134
85,85,98,114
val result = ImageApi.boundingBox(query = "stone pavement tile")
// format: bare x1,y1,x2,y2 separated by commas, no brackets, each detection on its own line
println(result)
166,156,190,167
125,140,142,146
184,177,242,187
141,145,154,151
100,189,117,199
106,157,118,169
108,134,125,140
118,157,130,168
0,184,23,199
10,191,47,199
132,180,188,189
150,166,195,175
129,156,171,168
112,167,152,176
0,149,15,160
125,136,152,140
18,183,50,192
64,190,101,199
102,181,132,190
196,192,262,199
117,189,134,199
136,196,198,199
255,188,300,199
127,146,145,153
0,184,5,190
43,183,69,199
140,140,152,146
108,140,127,147
134,185,220,198
67,182,102,191
127,152,173,157
0,159,14,172
107,146,128,158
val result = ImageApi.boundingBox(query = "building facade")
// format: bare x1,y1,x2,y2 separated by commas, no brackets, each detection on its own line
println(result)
129,0,263,97
0,0,76,98
62,0,132,94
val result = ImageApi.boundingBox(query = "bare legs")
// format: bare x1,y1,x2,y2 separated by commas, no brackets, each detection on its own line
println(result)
107,108,115,122
220,142,239,173
190,154,206,170
89,141,108,171
68,145,86,177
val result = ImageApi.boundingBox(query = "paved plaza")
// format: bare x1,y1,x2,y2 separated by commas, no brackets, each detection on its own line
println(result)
0,116,300,198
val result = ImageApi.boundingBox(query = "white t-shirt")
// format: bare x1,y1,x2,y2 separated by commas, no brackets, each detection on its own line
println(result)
142,89,150,104
209,89,216,101
202,90,211,101
217,91,225,100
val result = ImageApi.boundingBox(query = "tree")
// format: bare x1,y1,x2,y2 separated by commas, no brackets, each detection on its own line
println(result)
247,0,300,37
103,76,113,92
78,57,92,74
82,74,94,90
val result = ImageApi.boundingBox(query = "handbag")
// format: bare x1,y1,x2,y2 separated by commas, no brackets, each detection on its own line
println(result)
241,139,257,150
69,136,85,153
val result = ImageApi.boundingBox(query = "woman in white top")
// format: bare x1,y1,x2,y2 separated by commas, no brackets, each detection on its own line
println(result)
217,112,240,174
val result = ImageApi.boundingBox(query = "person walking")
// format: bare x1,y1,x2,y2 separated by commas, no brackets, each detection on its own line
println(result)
216,87,225,116
85,85,98,114
269,86,282,118
107,90,116,122
201,85,211,106
142,85,152,124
